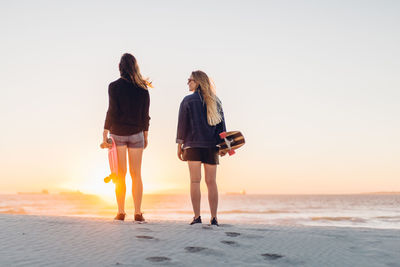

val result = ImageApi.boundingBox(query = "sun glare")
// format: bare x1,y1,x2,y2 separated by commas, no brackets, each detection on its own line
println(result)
61,176,181,203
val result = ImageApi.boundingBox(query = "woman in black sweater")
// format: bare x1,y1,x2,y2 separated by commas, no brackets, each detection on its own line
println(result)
102,53,151,222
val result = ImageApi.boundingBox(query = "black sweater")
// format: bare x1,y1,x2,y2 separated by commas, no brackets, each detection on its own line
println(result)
104,77,150,135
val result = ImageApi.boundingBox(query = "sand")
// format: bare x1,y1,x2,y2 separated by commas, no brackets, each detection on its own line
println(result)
0,214,399,266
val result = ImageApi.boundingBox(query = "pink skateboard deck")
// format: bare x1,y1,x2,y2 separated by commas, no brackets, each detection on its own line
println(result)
101,137,118,183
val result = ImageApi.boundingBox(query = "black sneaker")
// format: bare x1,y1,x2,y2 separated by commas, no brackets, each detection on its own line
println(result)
114,213,126,221
210,217,219,226
134,213,145,222
190,216,202,225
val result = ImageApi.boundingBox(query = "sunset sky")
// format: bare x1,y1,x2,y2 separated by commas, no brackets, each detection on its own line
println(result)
1,1,399,197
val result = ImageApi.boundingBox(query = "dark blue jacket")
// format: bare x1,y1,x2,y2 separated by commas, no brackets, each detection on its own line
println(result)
176,91,226,148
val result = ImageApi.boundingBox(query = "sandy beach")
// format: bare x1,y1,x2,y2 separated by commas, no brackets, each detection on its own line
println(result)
1,214,399,266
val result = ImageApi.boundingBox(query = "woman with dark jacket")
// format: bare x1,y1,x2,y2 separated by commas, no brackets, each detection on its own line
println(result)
176,70,226,226
101,53,151,222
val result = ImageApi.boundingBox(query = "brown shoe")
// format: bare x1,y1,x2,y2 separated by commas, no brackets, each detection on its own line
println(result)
134,213,145,222
114,213,126,221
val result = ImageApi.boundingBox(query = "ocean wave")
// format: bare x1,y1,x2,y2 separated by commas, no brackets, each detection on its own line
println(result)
374,216,400,219
220,209,296,214
0,207,27,215
146,209,296,215
311,217,366,223
373,216,400,222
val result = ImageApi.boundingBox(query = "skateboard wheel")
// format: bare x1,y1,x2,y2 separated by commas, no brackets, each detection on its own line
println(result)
228,149,235,156
104,176,111,183
219,132,227,139
110,173,118,184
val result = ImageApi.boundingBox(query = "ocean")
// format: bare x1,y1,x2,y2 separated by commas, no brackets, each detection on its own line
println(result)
1,193,399,229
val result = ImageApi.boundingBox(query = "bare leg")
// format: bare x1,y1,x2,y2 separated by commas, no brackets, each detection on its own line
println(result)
128,147,144,215
115,145,127,214
188,161,202,218
204,164,218,219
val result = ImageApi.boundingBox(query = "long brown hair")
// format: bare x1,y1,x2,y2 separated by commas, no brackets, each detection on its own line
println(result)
192,70,222,126
119,53,151,89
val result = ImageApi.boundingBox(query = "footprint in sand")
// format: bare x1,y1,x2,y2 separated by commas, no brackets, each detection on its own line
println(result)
185,246,206,253
220,240,239,247
146,256,171,263
225,232,241,237
262,253,284,260
253,228,274,232
242,234,263,239
136,235,155,240
137,227,152,232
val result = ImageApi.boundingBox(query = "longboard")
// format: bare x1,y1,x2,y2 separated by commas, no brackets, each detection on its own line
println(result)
218,131,245,156
100,137,118,183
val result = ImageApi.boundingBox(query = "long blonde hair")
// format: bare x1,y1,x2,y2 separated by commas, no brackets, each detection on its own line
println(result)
192,70,222,126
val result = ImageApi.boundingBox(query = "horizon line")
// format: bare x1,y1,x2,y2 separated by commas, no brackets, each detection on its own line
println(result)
2,190,400,196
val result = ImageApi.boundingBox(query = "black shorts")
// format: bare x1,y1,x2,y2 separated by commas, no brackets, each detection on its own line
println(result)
183,147,219,165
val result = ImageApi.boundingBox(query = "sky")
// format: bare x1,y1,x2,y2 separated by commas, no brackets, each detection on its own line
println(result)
0,0,399,196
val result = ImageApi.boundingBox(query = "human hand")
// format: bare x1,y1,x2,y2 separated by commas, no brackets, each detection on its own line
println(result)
100,141,112,149
100,136,112,149
101,130,112,149
177,144,184,161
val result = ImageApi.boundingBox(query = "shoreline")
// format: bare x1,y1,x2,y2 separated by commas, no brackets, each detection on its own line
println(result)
1,193,400,230
2,212,400,231
1,213,399,266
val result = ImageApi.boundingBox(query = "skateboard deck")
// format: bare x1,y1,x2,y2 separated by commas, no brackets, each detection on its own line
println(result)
218,131,245,156
101,137,118,183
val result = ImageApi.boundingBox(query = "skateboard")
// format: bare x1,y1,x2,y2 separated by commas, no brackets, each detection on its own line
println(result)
100,137,118,183
218,131,245,156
